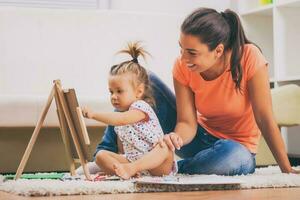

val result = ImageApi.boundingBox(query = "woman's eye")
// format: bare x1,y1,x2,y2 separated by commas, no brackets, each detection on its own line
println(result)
189,52,197,56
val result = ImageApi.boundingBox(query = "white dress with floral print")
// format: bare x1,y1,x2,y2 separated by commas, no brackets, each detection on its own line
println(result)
114,100,164,162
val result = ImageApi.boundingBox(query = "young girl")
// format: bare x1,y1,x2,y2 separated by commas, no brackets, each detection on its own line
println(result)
82,42,176,179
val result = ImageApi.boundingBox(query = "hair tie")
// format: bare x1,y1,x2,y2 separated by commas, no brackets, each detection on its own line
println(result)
131,57,138,63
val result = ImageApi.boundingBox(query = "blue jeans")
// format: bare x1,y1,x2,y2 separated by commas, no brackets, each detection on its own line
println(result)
94,72,256,175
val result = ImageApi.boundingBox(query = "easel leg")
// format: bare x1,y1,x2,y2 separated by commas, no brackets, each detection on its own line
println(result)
14,87,55,180
56,107,76,176
82,161,92,180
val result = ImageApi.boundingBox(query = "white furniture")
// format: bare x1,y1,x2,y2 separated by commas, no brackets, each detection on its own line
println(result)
238,0,300,157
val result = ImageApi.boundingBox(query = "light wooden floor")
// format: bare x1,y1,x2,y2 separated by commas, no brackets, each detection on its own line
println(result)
1,188,300,200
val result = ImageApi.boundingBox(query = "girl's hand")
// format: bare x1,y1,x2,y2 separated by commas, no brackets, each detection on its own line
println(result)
81,106,94,119
162,132,183,152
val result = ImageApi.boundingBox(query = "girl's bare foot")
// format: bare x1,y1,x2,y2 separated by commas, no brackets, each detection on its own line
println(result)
113,163,137,179
133,172,141,178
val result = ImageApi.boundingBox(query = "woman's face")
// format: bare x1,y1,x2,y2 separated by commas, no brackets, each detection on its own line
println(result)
179,33,222,73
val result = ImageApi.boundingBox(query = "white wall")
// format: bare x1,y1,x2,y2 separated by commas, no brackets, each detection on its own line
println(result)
0,0,100,9
110,0,232,14
0,7,182,99
0,0,233,13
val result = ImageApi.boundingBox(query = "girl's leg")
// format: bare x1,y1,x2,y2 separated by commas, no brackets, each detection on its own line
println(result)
148,145,175,176
95,150,129,175
114,142,174,179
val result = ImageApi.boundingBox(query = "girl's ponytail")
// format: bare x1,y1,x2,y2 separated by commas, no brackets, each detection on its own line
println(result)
110,42,155,107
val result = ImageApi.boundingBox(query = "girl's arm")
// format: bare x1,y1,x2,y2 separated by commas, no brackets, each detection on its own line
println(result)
82,107,146,126
163,79,198,151
248,65,297,173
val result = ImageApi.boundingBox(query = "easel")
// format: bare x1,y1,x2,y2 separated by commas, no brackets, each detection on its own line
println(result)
15,80,92,180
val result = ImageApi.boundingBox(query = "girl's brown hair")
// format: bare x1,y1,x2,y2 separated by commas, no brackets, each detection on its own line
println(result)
110,41,155,107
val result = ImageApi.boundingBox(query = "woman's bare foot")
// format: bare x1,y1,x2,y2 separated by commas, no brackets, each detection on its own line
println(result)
113,163,137,179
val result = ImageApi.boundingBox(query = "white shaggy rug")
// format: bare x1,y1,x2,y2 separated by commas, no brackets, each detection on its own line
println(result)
1,166,300,196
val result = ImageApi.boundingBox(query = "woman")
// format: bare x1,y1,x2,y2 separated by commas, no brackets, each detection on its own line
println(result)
94,8,299,175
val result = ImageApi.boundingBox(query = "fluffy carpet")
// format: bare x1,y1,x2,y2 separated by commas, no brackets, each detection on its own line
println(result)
1,166,300,196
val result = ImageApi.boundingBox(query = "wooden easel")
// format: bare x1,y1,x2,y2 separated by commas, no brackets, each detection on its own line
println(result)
15,80,92,180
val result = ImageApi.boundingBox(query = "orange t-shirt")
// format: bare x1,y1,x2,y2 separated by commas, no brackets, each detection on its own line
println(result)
173,44,268,153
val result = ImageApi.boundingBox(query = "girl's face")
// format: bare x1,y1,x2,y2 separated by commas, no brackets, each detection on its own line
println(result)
179,33,224,73
108,73,143,111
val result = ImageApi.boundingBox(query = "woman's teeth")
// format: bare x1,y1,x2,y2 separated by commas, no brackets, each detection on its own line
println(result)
187,64,195,68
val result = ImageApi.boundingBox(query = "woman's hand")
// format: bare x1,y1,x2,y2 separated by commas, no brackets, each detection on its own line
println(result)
81,106,94,119
159,132,183,151
290,168,300,174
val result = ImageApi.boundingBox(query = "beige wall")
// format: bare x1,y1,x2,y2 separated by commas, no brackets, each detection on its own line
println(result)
0,127,105,173
256,137,277,166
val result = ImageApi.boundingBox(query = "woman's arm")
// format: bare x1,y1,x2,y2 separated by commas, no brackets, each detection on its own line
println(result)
163,79,198,151
82,107,146,126
174,79,198,144
248,66,293,173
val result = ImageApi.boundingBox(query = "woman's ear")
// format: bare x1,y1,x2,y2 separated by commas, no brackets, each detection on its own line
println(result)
215,43,224,58
136,83,145,98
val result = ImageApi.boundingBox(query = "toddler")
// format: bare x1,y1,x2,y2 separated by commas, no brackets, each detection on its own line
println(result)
82,42,176,179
